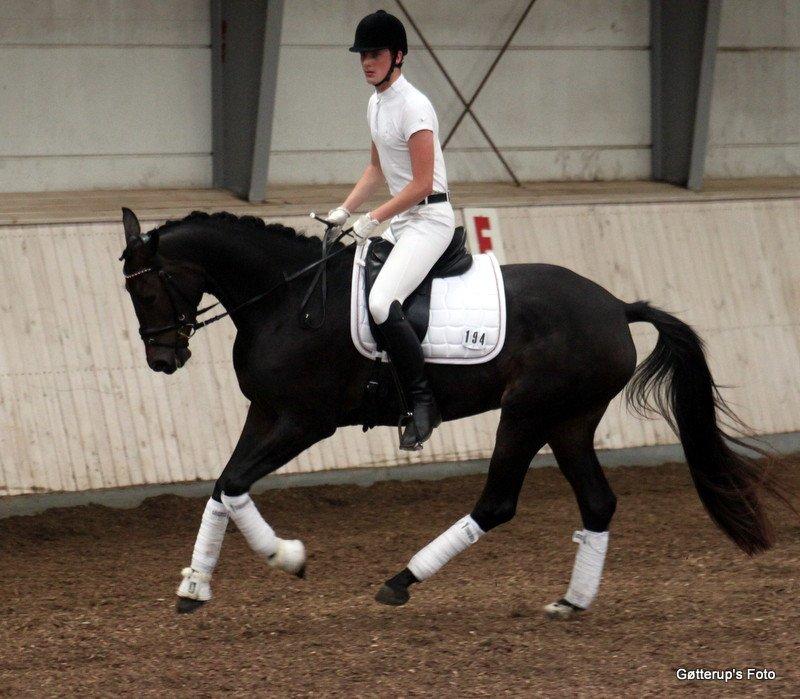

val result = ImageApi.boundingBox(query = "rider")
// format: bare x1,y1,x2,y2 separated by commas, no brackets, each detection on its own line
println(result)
326,9,455,451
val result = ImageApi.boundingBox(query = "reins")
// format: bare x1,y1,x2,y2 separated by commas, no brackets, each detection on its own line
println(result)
125,218,355,343
196,224,354,333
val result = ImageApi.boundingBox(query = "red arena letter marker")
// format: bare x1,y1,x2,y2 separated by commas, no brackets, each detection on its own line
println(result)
474,215,494,253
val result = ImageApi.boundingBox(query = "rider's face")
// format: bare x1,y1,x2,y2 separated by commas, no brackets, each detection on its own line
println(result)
360,48,401,87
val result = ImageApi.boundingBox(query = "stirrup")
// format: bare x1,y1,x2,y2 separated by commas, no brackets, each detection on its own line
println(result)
397,411,423,451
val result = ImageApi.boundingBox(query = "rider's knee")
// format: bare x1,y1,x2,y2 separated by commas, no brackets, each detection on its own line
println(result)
368,289,393,324
471,499,516,532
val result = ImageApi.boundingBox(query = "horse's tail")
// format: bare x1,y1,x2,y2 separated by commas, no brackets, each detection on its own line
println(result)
624,301,795,555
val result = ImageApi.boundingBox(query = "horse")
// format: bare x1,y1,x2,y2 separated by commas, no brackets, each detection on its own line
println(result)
119,207,789,617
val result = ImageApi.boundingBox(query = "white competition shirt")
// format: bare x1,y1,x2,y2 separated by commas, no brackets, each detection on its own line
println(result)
367,75,449,204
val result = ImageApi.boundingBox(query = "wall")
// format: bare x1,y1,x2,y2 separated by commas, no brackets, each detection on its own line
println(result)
1,0,798,190
1,197,798,497
270,0,651,185
707,0,800,177
0,1,212,192
269,0,800,186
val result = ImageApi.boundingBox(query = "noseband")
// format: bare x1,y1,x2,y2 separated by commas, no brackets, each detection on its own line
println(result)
124,266,210,350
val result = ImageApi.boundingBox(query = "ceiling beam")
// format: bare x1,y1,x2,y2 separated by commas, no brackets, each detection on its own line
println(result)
650,0,722,190
211,0,283,202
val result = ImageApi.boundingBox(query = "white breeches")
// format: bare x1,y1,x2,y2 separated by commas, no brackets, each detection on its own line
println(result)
368,204,455,324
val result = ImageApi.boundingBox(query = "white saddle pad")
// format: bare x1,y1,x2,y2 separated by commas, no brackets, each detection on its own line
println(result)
350,241,506,365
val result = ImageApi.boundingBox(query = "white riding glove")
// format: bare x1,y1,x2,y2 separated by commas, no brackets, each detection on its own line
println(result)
352,213,380,245
325,206,350,227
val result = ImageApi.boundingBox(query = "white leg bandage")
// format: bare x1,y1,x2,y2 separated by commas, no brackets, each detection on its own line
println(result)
189,498,230,574
408,514,485,581
221,493,306,575
564,529,609,609
221,493,278,559
177,567,213,601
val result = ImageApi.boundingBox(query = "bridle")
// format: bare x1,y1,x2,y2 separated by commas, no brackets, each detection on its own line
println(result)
124,265,211,349
124,221,355,349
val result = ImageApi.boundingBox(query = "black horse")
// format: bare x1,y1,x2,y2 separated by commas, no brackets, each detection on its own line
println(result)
120,208,787,615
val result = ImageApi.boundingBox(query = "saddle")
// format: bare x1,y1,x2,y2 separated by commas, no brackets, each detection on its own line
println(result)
364,226,473,347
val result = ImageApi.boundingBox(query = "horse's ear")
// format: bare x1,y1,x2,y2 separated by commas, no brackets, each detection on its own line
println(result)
122,207,141,245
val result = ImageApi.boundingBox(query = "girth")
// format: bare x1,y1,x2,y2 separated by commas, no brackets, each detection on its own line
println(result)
364,225,473,347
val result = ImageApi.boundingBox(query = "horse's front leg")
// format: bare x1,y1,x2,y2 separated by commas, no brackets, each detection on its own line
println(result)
176,404,333,613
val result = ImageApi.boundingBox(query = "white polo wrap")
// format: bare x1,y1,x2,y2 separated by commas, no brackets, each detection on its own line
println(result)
190,497,229,574
564,529,609,609
408,514,485,581
221,492,278,560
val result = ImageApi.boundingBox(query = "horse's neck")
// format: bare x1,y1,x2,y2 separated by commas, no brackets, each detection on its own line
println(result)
165,224,319,314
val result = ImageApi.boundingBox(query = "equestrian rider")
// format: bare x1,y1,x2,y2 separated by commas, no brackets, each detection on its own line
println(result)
326,9,455,451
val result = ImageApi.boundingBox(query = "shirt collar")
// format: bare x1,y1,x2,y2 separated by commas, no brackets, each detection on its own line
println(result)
375,74,408,101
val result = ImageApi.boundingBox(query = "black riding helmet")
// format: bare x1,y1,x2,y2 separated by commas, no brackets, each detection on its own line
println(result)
349,10,408,86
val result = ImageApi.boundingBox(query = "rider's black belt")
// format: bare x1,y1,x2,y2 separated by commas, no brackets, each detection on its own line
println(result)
417,191,450,206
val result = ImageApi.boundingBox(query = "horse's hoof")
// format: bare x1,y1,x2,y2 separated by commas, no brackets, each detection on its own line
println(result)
375,583,410,606
176,597,206,614
543,598,584,620
295,565,306,579
268,539,306,576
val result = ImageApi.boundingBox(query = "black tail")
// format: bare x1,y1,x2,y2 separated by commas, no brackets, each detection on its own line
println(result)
624,301,794,555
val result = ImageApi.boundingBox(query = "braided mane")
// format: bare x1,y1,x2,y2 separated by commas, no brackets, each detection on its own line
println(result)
154,210,334,252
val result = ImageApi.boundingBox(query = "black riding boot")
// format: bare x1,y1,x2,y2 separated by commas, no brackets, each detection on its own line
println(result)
377,301,441,450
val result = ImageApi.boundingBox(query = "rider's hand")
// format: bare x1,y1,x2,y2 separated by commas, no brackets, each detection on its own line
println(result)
326,206,350,227
352,213,380,245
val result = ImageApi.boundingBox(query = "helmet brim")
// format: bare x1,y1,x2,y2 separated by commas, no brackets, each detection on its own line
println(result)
349,45,391,52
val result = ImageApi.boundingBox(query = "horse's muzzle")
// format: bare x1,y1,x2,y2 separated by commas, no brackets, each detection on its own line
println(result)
176,346,192,367
150,358,177,374
148,347,191,374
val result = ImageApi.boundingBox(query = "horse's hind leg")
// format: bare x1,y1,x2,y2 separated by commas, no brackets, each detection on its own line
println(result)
543,407,617,620
375,410,545,606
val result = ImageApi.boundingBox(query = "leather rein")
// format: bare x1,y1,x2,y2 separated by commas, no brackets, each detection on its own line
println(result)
124,222,355,347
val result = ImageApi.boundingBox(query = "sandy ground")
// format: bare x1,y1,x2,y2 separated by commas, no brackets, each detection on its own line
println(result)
1,457,798,697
